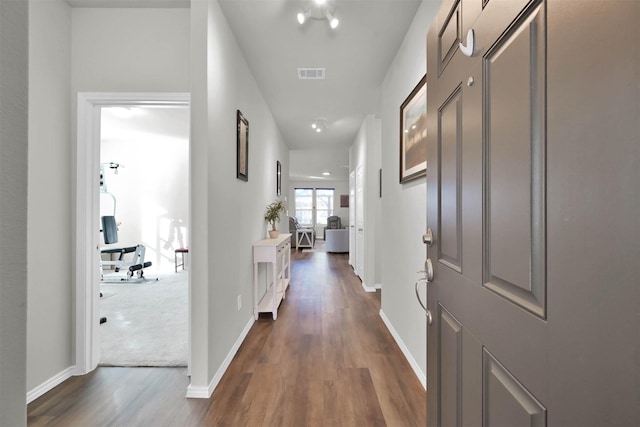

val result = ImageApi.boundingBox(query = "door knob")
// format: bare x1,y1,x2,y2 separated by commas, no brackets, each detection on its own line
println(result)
419,258,434,282
422,228,434,246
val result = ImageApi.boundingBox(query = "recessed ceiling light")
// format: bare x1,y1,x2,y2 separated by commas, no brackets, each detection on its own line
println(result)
322,171,331,176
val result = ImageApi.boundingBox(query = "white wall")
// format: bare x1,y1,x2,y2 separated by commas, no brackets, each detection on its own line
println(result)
189,0,290,394
378,0,440,384
26,5,191,399
71,8,190,93
0,1,28,424
289,148,350,182
100,106,190,271
27,0,73,396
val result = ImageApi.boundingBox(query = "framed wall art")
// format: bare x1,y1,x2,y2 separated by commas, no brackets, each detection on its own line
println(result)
276,160,282,196
399,74,427,183
237,110,249,181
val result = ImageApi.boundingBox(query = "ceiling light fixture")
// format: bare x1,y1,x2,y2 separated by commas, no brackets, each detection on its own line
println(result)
297,0,339,29
297,11,309,24
311,118,328,133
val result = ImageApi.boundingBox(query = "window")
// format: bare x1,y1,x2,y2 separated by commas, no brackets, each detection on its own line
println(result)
294,187,335,229
294,188,313,226
315,188,334,226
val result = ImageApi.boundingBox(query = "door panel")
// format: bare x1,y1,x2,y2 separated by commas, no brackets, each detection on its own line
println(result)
438,87,463,272
437,0,461,75
483,2,546,318
438,304,462,427
426,0,640,426
483,349,546,427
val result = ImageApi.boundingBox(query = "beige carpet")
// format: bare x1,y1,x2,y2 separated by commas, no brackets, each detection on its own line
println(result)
99,269,188,367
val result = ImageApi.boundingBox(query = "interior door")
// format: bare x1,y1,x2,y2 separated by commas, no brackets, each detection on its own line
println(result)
349,170,356,266
355,164,365,277
425,0,639,426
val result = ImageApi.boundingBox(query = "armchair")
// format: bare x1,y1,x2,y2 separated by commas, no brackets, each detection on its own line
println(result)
323,215,342,240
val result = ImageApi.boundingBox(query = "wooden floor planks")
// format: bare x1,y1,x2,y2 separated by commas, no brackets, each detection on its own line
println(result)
28,251,426,426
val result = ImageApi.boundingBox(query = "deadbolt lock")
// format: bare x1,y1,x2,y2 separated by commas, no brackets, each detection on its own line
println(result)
422,228,434,246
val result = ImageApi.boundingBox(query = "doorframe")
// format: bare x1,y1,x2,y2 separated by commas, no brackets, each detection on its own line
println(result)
74,92,191,375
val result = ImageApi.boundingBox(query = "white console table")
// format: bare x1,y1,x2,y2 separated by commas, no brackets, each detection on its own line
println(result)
253,233,291,320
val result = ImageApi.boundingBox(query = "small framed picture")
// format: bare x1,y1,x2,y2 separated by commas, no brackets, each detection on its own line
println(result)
400,75,427,183
237,110,249,181
276,160,282,196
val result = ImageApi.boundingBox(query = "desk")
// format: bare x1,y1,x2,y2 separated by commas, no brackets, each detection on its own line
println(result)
253,233,291,320
296,229,315,249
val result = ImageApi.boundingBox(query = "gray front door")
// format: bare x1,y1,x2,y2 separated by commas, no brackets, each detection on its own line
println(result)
425,0,639,425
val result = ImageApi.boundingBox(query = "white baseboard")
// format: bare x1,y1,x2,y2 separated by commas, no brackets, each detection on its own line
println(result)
185,384,210,399
379,310,426,389
361,280,377,293
27,365,75,404
186,315,255,399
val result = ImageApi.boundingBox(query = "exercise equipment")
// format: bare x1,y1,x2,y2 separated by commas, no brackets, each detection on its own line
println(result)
99,162,156,282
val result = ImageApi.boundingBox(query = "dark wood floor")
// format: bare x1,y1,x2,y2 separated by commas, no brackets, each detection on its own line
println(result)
28,251,426,426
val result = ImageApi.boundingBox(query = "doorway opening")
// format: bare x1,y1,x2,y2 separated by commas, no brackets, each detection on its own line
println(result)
75,93,190,375
98,104,189,366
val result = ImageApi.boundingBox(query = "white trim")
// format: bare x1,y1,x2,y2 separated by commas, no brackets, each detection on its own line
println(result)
75,92,191,376
379,309,426,389
184,385,211,399
26,366,75,404
361,280,377,293
186,315,255,399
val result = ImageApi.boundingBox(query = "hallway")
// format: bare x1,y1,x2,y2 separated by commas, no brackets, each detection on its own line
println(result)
27,250,426,426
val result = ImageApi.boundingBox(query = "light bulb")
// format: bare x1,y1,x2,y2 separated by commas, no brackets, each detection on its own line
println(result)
329,17,339,29
311,123,317,129
297,12,306,25
316,127,322,133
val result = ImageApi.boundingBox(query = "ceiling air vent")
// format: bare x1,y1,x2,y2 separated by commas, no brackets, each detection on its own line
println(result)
297,68,326,80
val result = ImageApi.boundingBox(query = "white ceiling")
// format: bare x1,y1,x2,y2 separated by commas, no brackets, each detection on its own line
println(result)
217,0,422,150
67,0,423,180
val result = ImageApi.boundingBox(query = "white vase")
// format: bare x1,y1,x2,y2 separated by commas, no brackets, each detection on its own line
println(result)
269,230,280,239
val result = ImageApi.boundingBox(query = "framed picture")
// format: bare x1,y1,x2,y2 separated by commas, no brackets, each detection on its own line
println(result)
400,74,427,183
340,195,349,207
237,110,249,181
276,160,282,196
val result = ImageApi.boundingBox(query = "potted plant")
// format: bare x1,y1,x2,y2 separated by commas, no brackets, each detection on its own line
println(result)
264,199,286,238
